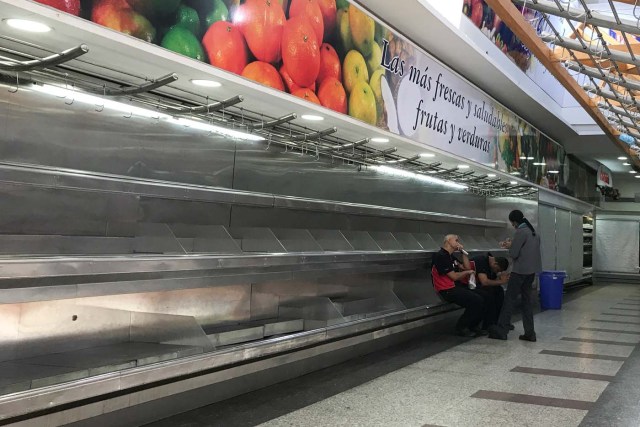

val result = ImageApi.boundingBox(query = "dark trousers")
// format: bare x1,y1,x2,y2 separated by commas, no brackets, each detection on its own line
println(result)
475,286,504,329
439,286,484,331
496,272,535,336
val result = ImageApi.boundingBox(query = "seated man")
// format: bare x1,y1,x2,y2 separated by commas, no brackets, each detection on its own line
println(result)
470,253,510,330
432,234,484,337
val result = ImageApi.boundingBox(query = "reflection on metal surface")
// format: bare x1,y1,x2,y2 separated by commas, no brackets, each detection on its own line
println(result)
373,165,468,190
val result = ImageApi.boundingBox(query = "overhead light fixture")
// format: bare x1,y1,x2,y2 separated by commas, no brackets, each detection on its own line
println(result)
533,162,546,166
487,174,496,177
519,156,528,160
630,170,636,173
457,164,470,169
191,79,221,88
511,171,521,175
623,162,631,166
618,156,627,160
548,170,560,174
373,165,467,190
636,175,640,178
5,18,51,33
371,137,389,143
301,114,324,121
510,181,518,185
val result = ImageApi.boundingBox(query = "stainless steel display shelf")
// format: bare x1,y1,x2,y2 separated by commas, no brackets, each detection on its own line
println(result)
0,161,506,228
0,246,506,303
0,342,204,396
0,303,455,422
0,251,427,279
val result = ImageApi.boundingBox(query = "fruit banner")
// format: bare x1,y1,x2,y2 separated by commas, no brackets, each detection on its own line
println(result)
462,0,534,72
33,0,589,196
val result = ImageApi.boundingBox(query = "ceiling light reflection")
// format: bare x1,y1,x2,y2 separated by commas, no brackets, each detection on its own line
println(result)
373,165,467,190
5,19,51,32
32,84,263,141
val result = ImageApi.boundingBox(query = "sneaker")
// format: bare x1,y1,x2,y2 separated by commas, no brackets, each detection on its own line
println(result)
455,328,476,337
519,334,537,342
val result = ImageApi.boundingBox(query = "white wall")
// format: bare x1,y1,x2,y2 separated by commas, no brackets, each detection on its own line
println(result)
615,176,640,199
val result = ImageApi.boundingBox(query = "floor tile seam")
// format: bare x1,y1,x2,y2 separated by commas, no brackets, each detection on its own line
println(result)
591,319,640,326
598,314,640,318
539,349,629,361
559,337,639,345
542,348,635,359
471,390,595,410
577,327,640,335
516,362,624,377
509,366,615,382
543,336,638,350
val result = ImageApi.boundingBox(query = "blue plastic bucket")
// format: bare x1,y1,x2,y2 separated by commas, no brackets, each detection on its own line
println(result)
539,271,567,310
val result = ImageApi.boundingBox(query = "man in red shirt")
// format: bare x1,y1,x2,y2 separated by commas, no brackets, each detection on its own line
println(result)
431,235,485,337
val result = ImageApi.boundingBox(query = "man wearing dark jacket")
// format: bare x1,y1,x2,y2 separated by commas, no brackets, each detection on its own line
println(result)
489,210,542,341
471,253,510,330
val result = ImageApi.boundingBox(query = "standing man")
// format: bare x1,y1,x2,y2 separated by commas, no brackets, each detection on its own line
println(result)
471,253,510,330
488,210,542,341
432,235,485,337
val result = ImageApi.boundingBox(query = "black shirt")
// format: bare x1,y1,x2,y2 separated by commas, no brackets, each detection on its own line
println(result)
432,248,464,289
471,254,496,288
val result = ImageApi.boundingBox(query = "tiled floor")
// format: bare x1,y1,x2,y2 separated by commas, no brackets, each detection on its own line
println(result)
148,283,640,427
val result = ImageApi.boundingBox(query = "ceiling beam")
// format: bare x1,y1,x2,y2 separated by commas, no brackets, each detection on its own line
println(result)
541,34,640,67
483,0,640,170
514,0,640,36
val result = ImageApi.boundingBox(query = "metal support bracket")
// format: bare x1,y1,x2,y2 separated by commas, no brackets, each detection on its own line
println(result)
368,148,397,160
247,113,297,131
174,95,244,115
332,138,369,152
0,44,89,72
387,155,420,165
289,127,337,142
101,73,178,96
